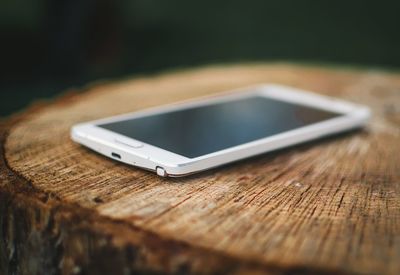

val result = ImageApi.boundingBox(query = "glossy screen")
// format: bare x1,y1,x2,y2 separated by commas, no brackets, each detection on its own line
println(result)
98,96,341,158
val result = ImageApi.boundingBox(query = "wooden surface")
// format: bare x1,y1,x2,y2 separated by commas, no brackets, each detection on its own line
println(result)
1,64,400,275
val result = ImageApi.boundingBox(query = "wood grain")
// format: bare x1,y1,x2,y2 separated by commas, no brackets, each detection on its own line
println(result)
1,64,400,274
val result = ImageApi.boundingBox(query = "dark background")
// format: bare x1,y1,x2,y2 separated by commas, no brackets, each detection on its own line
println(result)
1,0,400,117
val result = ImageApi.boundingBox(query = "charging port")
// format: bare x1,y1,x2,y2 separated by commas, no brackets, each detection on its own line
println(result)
111,152,121,159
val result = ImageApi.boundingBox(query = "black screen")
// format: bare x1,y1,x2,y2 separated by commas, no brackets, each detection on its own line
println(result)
99,96,340,158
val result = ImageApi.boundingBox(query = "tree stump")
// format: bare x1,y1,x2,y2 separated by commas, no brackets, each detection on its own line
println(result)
1,64,400,275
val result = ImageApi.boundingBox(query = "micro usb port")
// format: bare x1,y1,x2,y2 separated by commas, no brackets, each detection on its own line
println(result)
111,152,121,159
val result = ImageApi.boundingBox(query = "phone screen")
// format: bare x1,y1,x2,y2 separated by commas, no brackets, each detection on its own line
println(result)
98,96,341,158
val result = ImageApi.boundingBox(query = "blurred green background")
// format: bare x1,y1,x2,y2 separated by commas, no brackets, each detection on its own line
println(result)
1,0,399,117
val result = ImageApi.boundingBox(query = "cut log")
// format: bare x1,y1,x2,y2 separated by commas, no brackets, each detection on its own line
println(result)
1,64,400,275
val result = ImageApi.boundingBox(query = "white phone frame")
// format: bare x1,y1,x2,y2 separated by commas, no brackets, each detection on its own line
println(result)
71,84,370,177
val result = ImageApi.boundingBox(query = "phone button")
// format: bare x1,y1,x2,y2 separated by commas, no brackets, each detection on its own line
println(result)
156,167,167,177
115,137,143,148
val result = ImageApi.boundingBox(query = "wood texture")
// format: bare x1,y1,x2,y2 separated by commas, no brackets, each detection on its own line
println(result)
1,64,400,275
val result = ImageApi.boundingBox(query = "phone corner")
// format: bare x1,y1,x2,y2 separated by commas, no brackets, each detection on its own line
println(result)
70,124,87,142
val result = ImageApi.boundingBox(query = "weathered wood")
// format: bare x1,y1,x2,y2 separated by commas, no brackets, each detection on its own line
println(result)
1,64,400,275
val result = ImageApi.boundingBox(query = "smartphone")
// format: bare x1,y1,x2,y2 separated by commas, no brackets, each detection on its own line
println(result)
71,84,370,177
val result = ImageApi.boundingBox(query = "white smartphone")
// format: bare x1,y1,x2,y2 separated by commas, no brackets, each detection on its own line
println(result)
71,84,370,177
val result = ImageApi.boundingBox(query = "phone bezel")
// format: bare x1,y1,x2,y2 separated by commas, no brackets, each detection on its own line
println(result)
71,84,370,176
